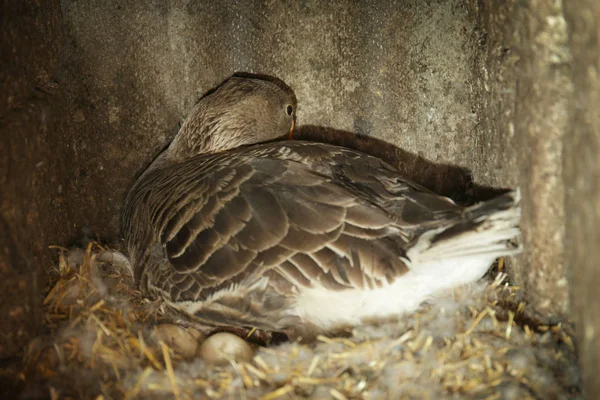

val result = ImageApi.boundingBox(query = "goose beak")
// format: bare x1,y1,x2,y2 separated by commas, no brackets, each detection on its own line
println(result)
288,119,295,140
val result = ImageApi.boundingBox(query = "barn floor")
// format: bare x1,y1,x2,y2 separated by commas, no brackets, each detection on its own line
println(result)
22,244,580,399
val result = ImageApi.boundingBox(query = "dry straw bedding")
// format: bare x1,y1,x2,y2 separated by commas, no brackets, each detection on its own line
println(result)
23,244,580,399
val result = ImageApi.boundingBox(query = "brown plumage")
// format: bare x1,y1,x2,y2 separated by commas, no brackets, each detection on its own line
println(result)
122,76,521,337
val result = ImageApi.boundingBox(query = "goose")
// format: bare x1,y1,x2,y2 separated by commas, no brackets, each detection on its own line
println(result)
122,75,521,338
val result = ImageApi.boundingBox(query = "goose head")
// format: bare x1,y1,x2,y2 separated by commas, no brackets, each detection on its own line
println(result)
166,76,297,160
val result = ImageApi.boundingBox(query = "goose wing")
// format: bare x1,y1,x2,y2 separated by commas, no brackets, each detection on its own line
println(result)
130,142,461,300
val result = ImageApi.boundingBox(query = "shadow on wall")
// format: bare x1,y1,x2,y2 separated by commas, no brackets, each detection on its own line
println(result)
294,125,511,205
176,71,510,206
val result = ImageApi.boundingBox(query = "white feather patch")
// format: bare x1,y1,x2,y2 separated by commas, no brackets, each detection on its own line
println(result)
290,255,497,330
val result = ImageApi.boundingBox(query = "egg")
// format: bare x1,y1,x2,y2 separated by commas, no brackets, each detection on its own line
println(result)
154,323,205,359
198,332,254,365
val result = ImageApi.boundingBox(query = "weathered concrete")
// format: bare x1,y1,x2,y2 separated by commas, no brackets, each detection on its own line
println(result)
56,0,483,241
0,0,65,366
0,87,75,357
469,0,572,316
564,1,600,397
0,0,62,117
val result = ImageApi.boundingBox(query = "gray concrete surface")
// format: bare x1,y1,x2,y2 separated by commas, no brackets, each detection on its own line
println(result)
564,1,600,397
1,0,65,371
468,0,572,316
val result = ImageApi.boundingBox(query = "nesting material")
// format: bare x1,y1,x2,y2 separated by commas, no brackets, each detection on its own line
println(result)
24,244,580,399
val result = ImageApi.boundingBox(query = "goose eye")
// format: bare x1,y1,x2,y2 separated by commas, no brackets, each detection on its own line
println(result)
286,104,293,116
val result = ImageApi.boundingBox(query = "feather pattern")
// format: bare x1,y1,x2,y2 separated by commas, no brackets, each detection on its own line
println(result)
123,141,521,333
122,76,521,336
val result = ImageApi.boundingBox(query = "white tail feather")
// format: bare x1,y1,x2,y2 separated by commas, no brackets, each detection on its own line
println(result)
407,191,521,265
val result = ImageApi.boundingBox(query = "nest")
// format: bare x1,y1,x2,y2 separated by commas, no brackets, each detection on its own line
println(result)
22,244,580,399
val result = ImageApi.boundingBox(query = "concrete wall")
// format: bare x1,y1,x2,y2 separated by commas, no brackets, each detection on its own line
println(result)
1,0,597,396
470,0,572,316
1,0,65,362
564,1,600,397
55,0,483,240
